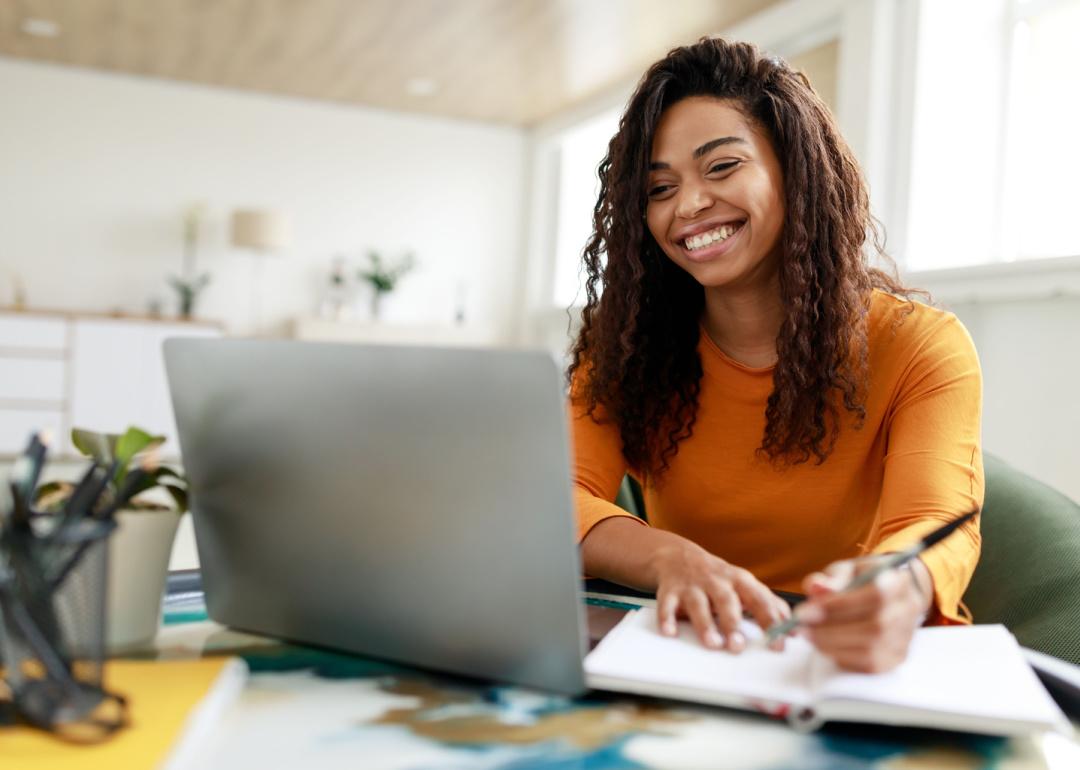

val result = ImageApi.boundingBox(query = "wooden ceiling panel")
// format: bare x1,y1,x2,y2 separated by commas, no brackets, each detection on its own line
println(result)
0,0,780,125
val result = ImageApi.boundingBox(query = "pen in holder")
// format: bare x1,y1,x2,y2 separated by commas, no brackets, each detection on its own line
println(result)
0,434,128,742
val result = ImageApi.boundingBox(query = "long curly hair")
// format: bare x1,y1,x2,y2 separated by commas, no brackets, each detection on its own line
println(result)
568,38,916,478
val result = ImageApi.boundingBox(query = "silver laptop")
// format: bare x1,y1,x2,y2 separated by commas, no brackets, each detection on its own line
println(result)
164,338,587,694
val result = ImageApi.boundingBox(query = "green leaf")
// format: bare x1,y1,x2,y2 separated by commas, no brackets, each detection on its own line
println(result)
155,467,187,487
119,471,164,506
115,426,166,468
71,428,117,464
160,483,188,512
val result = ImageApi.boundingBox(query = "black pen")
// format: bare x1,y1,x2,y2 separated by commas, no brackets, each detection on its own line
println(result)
763,509,980,644
8,431,50,524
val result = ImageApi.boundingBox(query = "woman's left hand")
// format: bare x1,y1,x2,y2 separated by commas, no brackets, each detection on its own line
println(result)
794,556,934,673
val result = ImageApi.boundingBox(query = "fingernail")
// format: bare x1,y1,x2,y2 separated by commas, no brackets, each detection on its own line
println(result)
662,620,677,635
728,631,745,652
795,603,824,624
706,630,723,649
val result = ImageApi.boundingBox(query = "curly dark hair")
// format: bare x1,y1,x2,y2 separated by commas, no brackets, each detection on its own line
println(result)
568,37,917,477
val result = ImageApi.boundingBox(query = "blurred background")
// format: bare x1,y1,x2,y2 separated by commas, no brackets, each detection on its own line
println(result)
1,0,1077,567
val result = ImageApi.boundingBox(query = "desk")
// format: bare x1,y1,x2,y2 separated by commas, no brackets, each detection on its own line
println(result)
144,599,1078,769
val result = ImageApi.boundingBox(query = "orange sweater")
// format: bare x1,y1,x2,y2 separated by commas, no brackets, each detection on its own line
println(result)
571,291,983,624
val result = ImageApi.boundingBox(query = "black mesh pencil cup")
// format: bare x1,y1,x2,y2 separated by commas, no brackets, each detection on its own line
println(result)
1,455,128,742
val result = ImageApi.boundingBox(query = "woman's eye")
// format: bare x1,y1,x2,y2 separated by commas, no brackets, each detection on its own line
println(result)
647,184,674,198
708,160,740,175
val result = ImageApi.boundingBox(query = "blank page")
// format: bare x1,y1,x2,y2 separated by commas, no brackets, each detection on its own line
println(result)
585,607,814,706
814,624,1066,728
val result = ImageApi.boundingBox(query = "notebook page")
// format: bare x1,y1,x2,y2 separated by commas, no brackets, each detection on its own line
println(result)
585,607,814,706
813,625,1067,729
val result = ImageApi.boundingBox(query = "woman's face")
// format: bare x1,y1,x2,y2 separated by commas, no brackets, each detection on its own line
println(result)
645,96,786,292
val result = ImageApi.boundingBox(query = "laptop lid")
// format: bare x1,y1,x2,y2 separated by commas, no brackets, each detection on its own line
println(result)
164,338,587,694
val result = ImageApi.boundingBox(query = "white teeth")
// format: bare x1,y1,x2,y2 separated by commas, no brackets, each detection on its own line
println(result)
684,223,741,251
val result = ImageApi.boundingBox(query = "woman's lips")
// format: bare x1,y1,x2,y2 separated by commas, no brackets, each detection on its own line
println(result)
679,222,745,262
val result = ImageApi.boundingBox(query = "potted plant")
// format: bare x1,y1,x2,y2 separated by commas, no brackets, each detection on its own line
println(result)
357,250,416,321
35,426,188,652
169,202,212,319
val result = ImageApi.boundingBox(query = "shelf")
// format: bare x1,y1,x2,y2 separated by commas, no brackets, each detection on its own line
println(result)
291,318,500,347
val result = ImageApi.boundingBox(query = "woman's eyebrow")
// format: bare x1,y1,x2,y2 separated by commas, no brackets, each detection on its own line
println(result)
649,136,749,170
692,136,748,159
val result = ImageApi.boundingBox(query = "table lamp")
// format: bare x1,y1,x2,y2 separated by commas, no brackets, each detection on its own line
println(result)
230,209,291,335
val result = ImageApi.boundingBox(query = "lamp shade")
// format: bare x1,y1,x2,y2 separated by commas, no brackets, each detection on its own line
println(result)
230,209,291,251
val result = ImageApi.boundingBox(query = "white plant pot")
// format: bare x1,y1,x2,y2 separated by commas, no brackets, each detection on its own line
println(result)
106,509,182,653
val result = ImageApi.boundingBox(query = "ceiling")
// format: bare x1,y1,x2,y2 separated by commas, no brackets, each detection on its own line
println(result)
0,0,780,126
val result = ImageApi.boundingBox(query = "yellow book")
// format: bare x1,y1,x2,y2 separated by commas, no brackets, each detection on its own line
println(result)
0,656,246,770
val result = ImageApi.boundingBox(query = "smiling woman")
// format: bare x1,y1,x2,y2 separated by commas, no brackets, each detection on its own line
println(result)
644,98,786,333
567,38,984,675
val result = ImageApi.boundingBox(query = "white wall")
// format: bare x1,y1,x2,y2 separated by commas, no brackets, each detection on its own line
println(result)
952,296,1080,504
906,261,1080,505
0,57,527,337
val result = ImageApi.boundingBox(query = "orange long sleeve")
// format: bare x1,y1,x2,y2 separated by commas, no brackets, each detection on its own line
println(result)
570,291,983,624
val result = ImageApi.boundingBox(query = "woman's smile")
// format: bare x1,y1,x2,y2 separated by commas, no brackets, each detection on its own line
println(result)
677,219,747,262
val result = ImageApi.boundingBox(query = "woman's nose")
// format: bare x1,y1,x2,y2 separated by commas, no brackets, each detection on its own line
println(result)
674,181,714,219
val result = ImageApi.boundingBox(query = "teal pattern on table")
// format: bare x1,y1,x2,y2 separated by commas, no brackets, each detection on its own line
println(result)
157,604,1029,769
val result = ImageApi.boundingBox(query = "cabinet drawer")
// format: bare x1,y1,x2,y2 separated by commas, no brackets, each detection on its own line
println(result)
0,408,65,454
0,314,68,350
0,357,66,401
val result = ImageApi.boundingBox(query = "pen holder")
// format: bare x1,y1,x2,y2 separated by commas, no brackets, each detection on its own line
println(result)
1,468,128,742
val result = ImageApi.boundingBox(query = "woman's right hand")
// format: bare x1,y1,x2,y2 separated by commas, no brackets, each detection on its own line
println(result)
581,517,790,653
650,538,791,652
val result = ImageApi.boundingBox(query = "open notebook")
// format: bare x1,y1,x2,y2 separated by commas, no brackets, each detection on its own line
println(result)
585,608,1070,736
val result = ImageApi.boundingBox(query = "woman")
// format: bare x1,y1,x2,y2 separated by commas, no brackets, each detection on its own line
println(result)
569,38,982,673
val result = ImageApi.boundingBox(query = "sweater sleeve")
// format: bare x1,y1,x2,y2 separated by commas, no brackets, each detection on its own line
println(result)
869,312,984,625
568,382,647,542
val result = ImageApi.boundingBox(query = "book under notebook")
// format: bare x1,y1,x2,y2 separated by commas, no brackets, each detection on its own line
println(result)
584,608,1070,736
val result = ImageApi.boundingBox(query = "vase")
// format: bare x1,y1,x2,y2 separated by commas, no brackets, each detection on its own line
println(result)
106,509,182,652
178,286,196,319
370,291,385,321
169,273,210,320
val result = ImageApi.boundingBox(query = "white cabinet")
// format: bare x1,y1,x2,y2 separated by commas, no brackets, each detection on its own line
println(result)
0,313,67,454
0,311,221,458
0,315,67,349
0,357,67,401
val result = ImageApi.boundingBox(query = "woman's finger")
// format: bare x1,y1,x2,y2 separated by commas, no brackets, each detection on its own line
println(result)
814,570,906,624
805,618,886,650
812,584,886,624
827,648,882,674
804,559,857,597
705,577,744,652
683,587,724,650
821,638,909,674
656,589,681,636
825,559,857,580
733,570,786,634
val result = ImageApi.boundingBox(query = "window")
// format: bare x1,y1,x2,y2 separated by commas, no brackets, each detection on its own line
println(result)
551,108,620,309
905,0,1080,271
1000,0,1080,261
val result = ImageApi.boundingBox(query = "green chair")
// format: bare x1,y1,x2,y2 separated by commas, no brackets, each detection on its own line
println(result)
963,454,1080,666
613,455,1080,665
614,475,646,522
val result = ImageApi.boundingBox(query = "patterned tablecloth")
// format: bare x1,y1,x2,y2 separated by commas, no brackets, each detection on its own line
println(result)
149,600,1078,770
